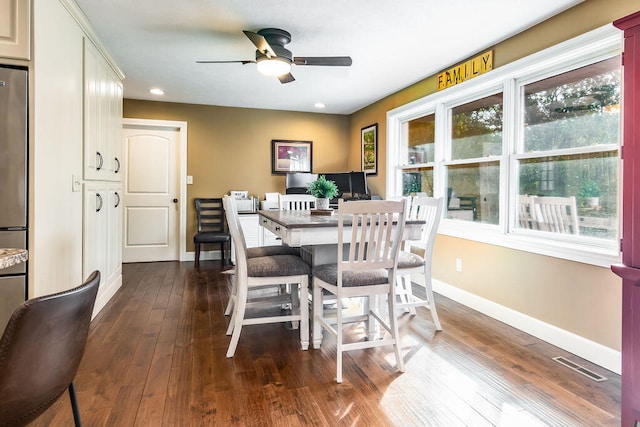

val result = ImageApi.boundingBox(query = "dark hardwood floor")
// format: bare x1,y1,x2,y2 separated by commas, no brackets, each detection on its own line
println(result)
30,261,620,426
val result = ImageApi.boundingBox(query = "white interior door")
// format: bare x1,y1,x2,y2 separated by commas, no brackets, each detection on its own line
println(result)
122,121,184,262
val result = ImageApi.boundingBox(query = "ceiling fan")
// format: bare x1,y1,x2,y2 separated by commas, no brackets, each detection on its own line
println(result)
196,28,353,84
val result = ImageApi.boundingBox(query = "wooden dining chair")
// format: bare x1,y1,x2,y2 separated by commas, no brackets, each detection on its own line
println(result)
222,196,310,357
312,199,407,383
278,193,316,210
193,198,232,269
531,195,580,235
395,196,443,330
222,197,299,323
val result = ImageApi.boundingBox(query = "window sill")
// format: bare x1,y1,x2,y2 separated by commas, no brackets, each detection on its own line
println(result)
438,219,620,268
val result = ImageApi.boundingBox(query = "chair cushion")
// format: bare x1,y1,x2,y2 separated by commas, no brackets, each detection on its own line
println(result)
313,264,390,287
194,231,231,244
247,245,299,258
247,255,310,277
396,251,425,269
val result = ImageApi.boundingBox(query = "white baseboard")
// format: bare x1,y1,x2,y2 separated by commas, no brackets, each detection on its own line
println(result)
185,250,227,263
92,273,122,319
425,277,621,375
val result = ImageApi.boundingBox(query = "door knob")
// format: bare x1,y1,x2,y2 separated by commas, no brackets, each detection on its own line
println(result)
173,198,178,203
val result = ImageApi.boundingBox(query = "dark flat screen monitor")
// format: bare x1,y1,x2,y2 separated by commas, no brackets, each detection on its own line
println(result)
285,173,317,194
324,173,351,197
349,172,368,196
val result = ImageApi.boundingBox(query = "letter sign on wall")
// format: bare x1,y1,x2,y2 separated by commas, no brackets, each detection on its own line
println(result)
437,50,493,90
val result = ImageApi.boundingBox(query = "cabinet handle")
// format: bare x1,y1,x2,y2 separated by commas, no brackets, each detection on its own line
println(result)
96,193,103,212
262,219,267,224
114,157,121,173
96,151,103,171
275,226,280,231
114,192,120,208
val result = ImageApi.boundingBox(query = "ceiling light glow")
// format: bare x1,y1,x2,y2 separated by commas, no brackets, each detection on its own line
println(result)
256,58,291,77
314,102,326,109
149,88,164,95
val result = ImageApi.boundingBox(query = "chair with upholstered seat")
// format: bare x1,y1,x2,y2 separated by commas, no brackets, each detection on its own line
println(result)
278,193,316,210
222,196,310,357
395,196,443,330
0,270,100,427
312,199,407,383
194,198,232,269
222,197,299,319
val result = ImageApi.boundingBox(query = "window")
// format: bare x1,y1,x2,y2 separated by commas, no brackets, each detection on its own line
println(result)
387,26,622,266
516,57,620,240
400,113,435,196
446,94,503,224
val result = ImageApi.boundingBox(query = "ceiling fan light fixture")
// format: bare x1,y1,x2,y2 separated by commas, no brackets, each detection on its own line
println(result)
256,57,291,77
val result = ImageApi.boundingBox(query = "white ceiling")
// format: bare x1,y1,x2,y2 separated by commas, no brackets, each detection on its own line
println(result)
75,0,583,115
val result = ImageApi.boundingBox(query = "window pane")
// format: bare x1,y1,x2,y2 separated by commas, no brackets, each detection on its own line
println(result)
446,161,499,224
407,114,435,164
402,168,433,196
523,57,621,152
518,152,618,239
451,94,503,160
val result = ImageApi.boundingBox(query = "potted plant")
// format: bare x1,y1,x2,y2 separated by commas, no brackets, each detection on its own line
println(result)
578,180,601,208
307,175,339,210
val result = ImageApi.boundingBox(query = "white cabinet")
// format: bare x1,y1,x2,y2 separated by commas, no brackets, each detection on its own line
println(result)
83,38,123,182
106,183,123,288
0,0,30,60
237,214,281,248
83,182,106,289
83,182,122,316
238,214,262,248
81,37,123,315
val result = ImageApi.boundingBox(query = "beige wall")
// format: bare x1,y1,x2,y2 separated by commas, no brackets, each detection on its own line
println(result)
347,0,637,353
122,0,635,355
123,100,350,251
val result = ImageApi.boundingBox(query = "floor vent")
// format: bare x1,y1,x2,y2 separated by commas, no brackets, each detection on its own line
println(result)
552,356,607,382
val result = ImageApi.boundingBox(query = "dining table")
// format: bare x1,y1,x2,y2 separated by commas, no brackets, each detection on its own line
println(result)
257,209,425,266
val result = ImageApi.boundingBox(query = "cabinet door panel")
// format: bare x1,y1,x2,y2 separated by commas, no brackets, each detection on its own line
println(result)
106,184,123,284
0,0,30,60
83,183,107,287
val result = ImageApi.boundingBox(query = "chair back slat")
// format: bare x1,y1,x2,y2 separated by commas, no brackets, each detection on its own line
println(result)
404,196,443,252
222,196,248,276
195,198,226,233
531,196,579,235
278,194,316,211
337,199,406,277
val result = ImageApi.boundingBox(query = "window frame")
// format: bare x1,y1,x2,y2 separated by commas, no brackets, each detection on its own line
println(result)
387,25,622,267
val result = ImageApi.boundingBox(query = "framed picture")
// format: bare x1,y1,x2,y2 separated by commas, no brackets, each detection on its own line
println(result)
271,140,313,174
361,123,378,175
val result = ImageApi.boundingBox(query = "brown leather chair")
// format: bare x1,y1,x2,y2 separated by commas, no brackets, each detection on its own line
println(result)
0,270,100,427
194,198,232,268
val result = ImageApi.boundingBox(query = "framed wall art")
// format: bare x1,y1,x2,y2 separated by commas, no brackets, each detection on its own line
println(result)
271,140,313,174
361,123,378,175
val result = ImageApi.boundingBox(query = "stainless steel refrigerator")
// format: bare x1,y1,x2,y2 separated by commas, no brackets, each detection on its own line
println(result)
0,65,28,332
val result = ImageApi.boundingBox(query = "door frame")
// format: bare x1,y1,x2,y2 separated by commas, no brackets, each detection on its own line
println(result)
122,118,188,261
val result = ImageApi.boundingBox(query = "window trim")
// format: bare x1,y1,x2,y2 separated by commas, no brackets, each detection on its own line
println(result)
387,25,622,267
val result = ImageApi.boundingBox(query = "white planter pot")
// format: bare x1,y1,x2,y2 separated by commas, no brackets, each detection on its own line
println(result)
587,197,600,207
316,198,330,210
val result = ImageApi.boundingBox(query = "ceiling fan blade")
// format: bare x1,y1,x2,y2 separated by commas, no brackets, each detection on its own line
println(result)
243,30,277,58
278,73,295,84
196,60,256,64
293,56,352,66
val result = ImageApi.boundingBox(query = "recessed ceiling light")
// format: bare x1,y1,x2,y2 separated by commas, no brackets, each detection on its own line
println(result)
314,102,326,109
149,88,164,95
